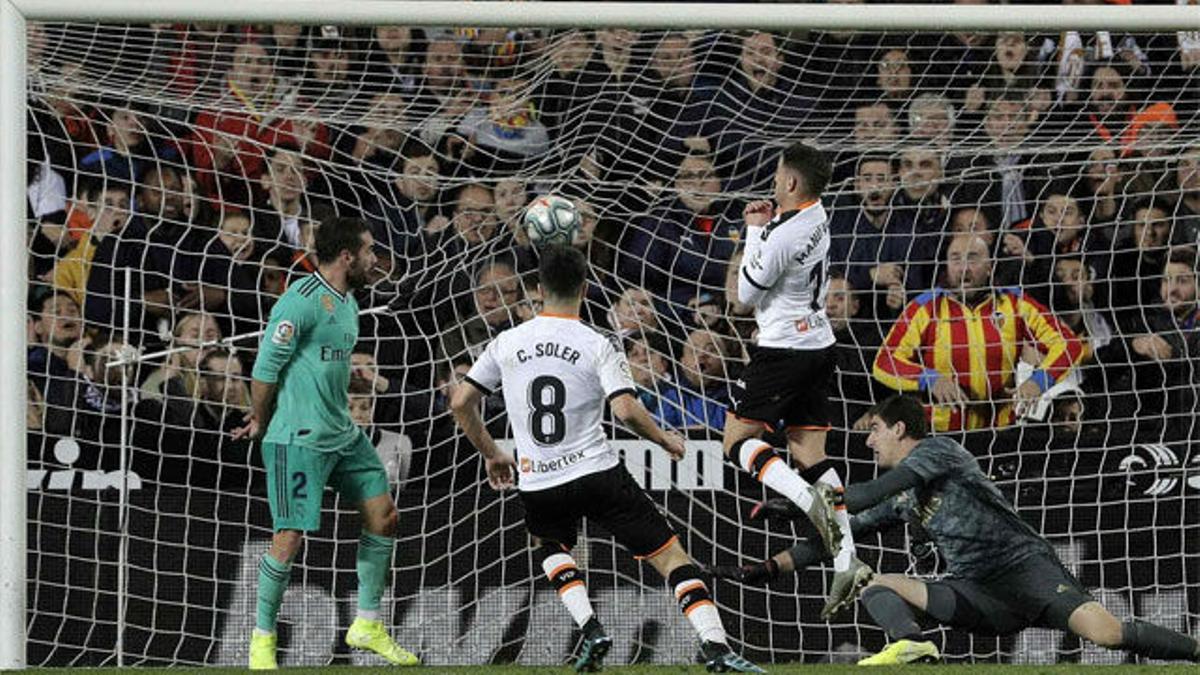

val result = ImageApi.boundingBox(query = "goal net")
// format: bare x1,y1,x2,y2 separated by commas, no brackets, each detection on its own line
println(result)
22,16,1200,667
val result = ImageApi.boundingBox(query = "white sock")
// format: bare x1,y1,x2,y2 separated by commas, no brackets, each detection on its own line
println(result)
543,552,594,628
674,579,726,644
814,467,856,572
356,608,379,622
252,627,275,638
738,439,813,511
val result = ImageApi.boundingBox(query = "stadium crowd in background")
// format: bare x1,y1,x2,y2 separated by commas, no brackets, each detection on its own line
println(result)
21,3,1200,496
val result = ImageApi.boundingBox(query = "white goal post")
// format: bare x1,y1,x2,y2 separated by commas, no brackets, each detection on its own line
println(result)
3,0,1200,669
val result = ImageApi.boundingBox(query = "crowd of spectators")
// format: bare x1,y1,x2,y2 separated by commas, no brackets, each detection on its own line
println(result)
22,7,1200,496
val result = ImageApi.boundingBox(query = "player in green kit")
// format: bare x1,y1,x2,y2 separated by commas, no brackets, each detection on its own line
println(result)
233,216,418,669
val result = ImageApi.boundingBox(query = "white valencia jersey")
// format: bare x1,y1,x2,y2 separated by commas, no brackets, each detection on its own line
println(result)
465,315,638,491
737,200,836,351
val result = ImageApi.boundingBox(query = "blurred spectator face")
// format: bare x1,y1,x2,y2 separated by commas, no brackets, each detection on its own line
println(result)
825,277,860,333
950,207,995,248
200,352,246,406
494,178,528,225
573,199,598,247
1054,258,1094,307
176,313,222,370
1088,66,1126,117
854,103,897,146
1132,206,1170,250
273,24,302,49
855,159,894,213
876,49,912,100
653,33,696,89
423,38,464,91
106,108,145,152
349,394,373,427
984,98,1030,149
994,32,1027,73
1178,147,1200,199
261,149,307,203
139,166,186,223
397,153,439,202
945,235,992,299
1085,146,1119,191
1132,120,1177,160
597,29,636,62
229,42,274,99
453,184,498,244
1041,194,1084,243
740,32,780,93
311,44,350,84
680,329,725,388
36,295,82,348
614,288,656,332
364,92,409,143
1162,259,1198,320
676,155,721,214
909,96,955,144
218,213,254,261
550,31,591,74
626,335,668,388
474,262,519,327
86,185,132,237
376,25,412,56
898,148,942,201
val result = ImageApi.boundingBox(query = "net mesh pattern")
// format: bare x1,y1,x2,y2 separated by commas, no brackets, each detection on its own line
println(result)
22,19,1200,666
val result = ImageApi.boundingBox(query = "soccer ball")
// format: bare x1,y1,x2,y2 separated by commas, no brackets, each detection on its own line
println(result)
523,195,581,248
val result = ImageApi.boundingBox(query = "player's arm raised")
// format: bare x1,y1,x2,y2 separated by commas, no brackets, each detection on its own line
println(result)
737,200,789,307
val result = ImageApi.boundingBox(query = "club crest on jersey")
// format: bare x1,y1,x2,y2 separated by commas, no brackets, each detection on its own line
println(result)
321,295,335,313
271,320,295,345
520,457,532,473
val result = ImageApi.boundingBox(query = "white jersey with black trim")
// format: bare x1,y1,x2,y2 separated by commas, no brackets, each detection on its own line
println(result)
464,314,638,491
737,200,837,351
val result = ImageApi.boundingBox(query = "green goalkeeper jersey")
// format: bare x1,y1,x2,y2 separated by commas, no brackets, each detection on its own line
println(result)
252,272,361,452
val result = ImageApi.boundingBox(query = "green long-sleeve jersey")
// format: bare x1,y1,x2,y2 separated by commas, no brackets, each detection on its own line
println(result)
251,272,361,452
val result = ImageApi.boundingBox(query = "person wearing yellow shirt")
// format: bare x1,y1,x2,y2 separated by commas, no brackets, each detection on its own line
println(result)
51,178,131,307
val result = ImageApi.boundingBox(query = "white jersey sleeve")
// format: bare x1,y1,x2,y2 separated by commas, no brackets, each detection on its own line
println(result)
596,336,638,400
464,337,503,393
739,224,796,306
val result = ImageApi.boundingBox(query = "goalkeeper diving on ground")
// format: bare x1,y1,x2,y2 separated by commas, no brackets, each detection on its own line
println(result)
709,394,1200,665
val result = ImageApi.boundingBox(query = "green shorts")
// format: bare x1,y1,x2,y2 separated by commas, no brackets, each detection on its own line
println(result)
262,432,389,532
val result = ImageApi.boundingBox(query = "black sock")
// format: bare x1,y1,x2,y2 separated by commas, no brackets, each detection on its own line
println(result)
799,458,839,485
1121,620,1200,662
861,586,923,642
582,616,605,639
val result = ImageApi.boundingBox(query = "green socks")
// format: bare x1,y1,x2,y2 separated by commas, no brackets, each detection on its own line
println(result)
356,531,394,613
255,554,292,632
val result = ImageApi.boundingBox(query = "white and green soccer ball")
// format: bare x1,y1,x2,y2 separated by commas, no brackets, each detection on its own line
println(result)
523,195,581,248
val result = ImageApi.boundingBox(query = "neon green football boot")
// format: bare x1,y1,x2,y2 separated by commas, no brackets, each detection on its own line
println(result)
345,617,420,666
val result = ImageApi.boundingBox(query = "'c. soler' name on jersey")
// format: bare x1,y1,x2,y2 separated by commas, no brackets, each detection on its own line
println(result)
516,342,582,366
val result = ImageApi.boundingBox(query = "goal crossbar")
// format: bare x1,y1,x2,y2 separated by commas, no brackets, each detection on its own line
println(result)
11,0,1200,31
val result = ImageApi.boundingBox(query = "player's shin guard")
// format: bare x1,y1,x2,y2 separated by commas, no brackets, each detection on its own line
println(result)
541,547,595,629
737,439,813,511
255,554,292,633
1120,619,1200,661
669,564,727,645
356,531,394,621
801,459,855,572
861,586,923,641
